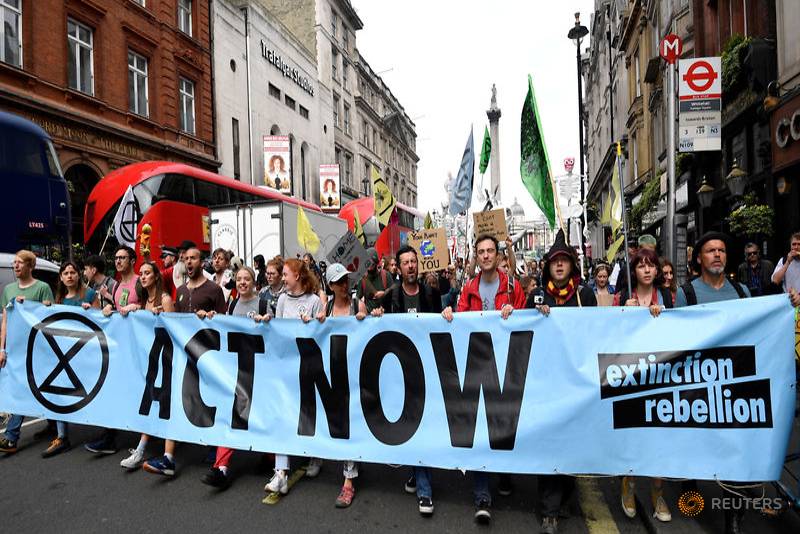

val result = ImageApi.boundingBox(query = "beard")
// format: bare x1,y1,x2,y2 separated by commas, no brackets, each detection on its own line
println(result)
706,265,725,275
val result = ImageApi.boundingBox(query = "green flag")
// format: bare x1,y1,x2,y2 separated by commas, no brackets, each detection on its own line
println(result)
479,125,491,174
424,212,433,229
520,74,556,228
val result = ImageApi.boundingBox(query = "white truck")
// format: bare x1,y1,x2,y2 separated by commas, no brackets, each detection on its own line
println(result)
208,201,348,265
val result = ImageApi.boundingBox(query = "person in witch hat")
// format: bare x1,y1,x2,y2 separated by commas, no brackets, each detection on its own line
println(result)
525,229,596,534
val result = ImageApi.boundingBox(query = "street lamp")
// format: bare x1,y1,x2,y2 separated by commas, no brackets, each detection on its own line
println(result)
726,159,748,198
568,12,589,263
696,176,715,235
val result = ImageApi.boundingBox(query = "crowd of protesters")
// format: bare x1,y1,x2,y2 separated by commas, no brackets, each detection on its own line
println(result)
1,228,799,534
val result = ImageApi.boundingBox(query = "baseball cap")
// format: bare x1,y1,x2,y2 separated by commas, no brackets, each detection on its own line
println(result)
325,263,352,284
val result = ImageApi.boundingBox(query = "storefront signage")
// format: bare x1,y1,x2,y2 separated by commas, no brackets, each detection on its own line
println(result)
260,40,314,96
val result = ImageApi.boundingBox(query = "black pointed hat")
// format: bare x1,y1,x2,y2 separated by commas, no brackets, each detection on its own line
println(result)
545,229,576,262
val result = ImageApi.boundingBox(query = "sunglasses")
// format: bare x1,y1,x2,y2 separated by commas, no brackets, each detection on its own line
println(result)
114,256,130,261
746,251,758,256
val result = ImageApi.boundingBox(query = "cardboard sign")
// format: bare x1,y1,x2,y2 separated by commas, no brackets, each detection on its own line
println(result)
472,209,508,241
326,231,369,290
408,228,449,273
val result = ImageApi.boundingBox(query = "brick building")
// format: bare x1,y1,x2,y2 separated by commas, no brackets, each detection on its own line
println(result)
0,0,218,243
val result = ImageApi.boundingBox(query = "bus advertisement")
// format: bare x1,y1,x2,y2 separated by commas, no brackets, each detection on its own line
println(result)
0,111,71,258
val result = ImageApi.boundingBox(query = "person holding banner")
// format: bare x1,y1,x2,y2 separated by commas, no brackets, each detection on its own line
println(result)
201,266,266,489
613,249,673,523
39,261,101,458
379,245,442,516
441,233,526,524
0,250,55,455
264,258,324,496
674,232,799,534
525,230,596,534
140,248,226,477
85,245,142,456
118,261,175,471
316,263,382,507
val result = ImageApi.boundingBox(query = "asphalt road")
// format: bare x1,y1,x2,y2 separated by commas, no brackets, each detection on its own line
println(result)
1,419,798,533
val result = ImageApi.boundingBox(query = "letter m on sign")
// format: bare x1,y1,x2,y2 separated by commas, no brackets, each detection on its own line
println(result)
660,34,682,64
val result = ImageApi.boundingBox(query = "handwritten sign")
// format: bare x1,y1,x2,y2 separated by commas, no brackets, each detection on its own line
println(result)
472,209,508,241
408,228,449,273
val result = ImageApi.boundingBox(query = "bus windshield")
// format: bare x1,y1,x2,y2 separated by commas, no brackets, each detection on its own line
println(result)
0,129,58,177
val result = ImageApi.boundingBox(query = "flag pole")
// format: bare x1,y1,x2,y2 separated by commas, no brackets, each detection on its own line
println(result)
615,141,633,297
548,169,566,239
99,226,112,256
461,209,470,286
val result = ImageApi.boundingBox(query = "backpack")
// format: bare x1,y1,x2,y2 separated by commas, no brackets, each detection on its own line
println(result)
228,295,269,316
325,296,360,317
616,286,674,309
680,278,746,306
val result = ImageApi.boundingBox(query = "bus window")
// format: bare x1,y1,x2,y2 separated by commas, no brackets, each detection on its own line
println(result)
133,173,165,213
229,189,261,204
195,179,230,207
159,174,194,204
0,131,48,176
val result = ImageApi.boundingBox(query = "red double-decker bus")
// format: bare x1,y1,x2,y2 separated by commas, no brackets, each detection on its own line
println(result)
338,197,423,259
83,161,321,267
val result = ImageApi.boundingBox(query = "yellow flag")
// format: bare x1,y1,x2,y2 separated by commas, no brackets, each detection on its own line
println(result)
600,192,612,227
424,212,433,229
372,165,396,227
296,206,320,254
610,155,623,234
353,209,366,246
606,234,625,263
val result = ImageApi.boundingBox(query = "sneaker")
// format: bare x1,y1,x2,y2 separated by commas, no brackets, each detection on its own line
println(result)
84,435,117,455
652,494,672,522
621,476,636,518
120,448,145,470
335,484,355,508
41,437,70,458
0,437,18,454
34,421,57,440
305,457,323,478
201,467,230,489
265,469,288,494
404,475,417,494
540,516,558,534
497,474,514,496
143,455,176,477
474,499,491,523
418,496,434,516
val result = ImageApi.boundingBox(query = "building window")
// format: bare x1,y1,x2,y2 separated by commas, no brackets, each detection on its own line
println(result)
363,160,370,194
285,94,296,110
331,11,338,38
345,153,352,186
67,18,94,95
331,46,338,80
299,105,309,119
631,133,639,181
128,50,149,116
179,77,195,134
333,94,340,128
343,102,350,135
178,0,192,37
232,117,240,180
343,30,349,52
342,60,348,90
269,83,281,100
335,147,341,165
634,48,641,98
0,0,22,67
362,119,368,146
132,0,145,5
373,129,377,153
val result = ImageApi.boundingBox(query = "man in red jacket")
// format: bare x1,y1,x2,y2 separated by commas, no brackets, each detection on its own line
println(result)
442,233,526,524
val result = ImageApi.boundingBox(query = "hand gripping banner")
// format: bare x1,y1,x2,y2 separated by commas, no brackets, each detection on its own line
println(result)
0,296,795,481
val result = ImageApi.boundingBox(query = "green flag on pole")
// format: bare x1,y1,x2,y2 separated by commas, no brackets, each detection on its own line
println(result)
479,125,491,174
520,74,556,228
423,211,433,229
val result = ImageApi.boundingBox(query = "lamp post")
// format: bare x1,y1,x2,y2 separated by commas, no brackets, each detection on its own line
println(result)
568,12,589,264
696,176,715,235
726,159,748,198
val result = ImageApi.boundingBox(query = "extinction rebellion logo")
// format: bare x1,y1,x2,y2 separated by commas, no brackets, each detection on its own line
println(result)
598,346,772,429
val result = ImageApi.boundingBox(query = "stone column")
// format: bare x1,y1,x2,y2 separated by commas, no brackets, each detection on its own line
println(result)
486,84,502,204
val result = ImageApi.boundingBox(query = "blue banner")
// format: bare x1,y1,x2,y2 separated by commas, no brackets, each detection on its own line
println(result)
0,296,795,481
